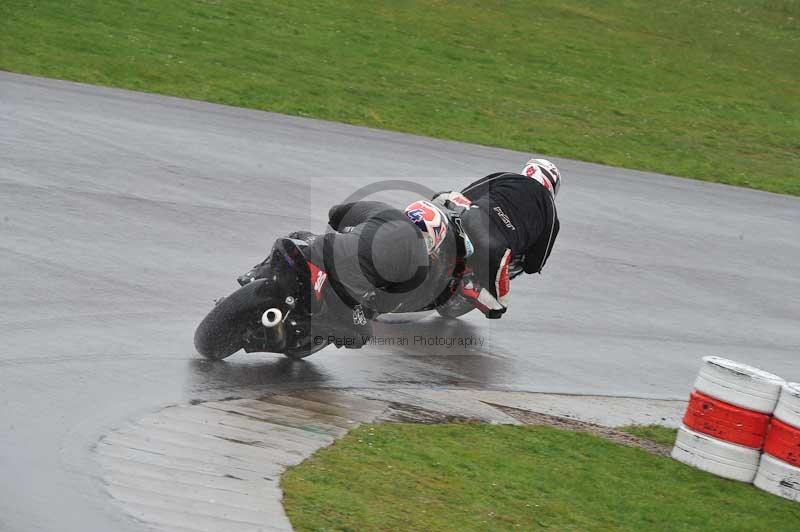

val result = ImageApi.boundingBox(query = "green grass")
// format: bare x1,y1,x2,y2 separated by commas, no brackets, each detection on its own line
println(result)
620,424,678,446
2,1,799,194
282,423,799,531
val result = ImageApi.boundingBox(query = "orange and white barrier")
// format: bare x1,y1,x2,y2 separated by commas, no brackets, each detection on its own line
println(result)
672,356,784,483
754,383,800,501
763,417,800,467
682,391,771,449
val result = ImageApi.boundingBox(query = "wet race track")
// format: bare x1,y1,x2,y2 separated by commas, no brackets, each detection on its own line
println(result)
1,72,799,531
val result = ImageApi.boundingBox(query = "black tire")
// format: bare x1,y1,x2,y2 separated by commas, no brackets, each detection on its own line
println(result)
194,280,274,360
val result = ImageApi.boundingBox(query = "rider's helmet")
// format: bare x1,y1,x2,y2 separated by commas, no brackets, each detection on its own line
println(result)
404,200,450,257
522,158,562,198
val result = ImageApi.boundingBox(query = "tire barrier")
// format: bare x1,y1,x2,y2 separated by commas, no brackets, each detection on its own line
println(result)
672,425,761,482
753,453,800,502
774,382,800,429
754,383,800,501
672,357,785,484
682,391,771,449
673,360,800,504
693,356,785,413
763,418,800,467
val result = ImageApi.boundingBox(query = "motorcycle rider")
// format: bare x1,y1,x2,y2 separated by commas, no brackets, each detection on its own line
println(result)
432,158,561,319
252,158,561,346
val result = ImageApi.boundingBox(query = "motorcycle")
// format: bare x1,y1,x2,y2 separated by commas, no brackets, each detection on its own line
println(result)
194,235,475,361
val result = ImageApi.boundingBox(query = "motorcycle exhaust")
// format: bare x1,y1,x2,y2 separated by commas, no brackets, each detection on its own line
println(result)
261,308,283,328
262,307,287,351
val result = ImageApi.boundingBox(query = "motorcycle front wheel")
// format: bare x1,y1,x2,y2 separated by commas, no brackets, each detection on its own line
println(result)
194,280,276,360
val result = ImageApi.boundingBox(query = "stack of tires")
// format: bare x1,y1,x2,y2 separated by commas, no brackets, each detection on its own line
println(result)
755,382,800,501
672,356,785,482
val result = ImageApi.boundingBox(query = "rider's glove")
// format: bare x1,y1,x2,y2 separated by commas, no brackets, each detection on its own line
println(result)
431,191,473,212
458,272,506,319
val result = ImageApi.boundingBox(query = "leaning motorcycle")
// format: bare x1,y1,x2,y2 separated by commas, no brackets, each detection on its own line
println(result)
194,233,474,361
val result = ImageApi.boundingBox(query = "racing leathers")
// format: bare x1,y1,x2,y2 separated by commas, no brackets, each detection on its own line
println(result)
307,200,447,314
293,201,456,346
433,171,560,318
273,170,557,344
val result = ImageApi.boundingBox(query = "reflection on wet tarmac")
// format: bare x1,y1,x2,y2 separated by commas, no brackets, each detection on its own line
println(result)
374,316,486,353
187,356,330,398
186,315,518,398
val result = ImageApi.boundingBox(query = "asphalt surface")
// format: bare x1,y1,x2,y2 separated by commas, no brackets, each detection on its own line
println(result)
1,71,799,531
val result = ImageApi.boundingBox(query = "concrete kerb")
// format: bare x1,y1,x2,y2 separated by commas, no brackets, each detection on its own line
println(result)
94,388,687,531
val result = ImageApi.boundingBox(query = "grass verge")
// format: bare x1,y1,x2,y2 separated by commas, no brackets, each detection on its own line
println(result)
282,423,799,531
1,1,798,194
619,424,678,447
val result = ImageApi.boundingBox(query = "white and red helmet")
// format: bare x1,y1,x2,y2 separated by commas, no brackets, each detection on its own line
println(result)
522,158,562,198
404,200,449,256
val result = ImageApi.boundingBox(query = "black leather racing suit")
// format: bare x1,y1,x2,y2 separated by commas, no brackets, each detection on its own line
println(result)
304,201,457,316
448,172,560,317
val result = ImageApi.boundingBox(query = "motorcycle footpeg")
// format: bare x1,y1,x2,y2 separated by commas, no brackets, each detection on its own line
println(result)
237,263,269,286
